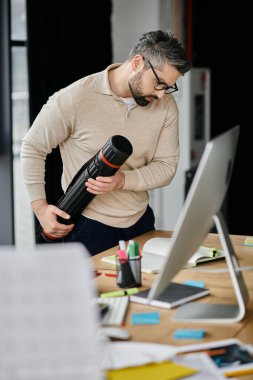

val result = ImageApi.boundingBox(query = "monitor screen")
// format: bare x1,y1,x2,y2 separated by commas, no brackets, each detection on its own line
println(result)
148,125,241,302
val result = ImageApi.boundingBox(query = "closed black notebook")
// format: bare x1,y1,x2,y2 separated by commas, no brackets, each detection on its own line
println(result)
130,282,209,309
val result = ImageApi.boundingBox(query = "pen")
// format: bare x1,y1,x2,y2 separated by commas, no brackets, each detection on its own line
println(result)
224,368,253,377
119,240,126,251
128,242,140,284
104,273,117,278
100,287,139,298
127,239,135,255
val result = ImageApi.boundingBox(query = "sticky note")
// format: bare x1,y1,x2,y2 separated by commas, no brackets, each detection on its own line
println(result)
172,329,206,339
131,311,160,325
244,237,253,247
183,280,205,288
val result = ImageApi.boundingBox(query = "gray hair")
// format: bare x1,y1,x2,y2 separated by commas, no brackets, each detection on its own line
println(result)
128,30,191,75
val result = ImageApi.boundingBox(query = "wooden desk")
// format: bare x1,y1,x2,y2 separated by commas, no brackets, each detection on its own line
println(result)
92,230,253,376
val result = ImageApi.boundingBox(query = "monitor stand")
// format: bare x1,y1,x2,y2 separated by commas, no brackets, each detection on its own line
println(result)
173,211,249,323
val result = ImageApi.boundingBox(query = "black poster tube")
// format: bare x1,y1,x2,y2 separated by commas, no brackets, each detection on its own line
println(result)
41,135,133,242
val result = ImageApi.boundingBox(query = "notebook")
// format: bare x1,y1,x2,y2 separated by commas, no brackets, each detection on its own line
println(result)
130,282,209,309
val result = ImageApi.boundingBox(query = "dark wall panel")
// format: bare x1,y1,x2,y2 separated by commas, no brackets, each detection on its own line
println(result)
0,0,14,244
192,1,253,234
26,0,112,118
26,1,112,237
26,0,112,241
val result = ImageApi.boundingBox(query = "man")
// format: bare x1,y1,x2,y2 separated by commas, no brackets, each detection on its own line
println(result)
21,30,191,255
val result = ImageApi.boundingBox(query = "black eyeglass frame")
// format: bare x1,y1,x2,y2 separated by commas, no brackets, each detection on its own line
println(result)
147,60,178,94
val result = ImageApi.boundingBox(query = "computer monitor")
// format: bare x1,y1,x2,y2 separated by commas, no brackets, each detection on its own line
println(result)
148,124,249,323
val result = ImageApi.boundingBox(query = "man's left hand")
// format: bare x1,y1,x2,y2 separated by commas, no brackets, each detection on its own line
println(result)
85,172,125,194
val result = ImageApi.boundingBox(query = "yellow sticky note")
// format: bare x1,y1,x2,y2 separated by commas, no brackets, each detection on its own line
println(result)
106,360,198,380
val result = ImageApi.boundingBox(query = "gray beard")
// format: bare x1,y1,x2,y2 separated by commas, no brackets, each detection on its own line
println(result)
128,83,150,107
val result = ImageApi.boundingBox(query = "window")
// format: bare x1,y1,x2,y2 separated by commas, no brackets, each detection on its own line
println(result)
11,0,35,246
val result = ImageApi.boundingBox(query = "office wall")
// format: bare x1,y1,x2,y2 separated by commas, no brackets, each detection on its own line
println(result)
111,0,192,231
111,0,181,62
112,0,253,235
112,0,160,62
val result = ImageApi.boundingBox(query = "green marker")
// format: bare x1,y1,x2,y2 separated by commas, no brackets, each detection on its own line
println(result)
128,243,136,257
134,241,139,256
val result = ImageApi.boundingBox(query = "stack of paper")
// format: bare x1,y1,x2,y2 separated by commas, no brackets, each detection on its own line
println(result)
100,342,226,379
101,237,225,274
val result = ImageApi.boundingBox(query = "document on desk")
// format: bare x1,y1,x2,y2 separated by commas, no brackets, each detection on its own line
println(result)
100,342,226,379
99,341,177,370
101,238,225,273
141,237,224,273
173,353,226,379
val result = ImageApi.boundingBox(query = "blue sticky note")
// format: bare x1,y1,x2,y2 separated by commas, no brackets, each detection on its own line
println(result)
183,280,205,288
131,311,160,325
173,329,206,339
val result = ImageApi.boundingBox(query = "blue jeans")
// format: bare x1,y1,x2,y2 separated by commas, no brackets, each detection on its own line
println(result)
63,205,155,255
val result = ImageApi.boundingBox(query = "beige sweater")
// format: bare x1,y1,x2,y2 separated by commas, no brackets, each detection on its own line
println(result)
21,64,179,227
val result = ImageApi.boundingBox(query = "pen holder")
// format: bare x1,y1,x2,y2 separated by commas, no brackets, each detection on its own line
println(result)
116,256,142,288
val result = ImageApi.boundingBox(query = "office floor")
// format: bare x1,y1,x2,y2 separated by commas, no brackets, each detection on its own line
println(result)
13,155,35,247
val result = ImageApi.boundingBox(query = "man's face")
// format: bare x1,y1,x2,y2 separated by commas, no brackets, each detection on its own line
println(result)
128,69,158,107
128,59,180,107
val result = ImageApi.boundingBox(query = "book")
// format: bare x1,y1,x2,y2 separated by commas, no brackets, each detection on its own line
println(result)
130,282,210,309
176,338,253,378
244,236,253,247
101,237,225,274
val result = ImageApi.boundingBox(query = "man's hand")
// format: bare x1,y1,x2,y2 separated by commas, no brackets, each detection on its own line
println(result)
85,172,125,195
32,199,74,239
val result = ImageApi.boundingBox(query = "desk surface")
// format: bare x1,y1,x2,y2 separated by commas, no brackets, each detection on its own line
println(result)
92,230,253,376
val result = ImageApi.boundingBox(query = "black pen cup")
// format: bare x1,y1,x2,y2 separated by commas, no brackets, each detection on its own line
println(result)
116,256,142,288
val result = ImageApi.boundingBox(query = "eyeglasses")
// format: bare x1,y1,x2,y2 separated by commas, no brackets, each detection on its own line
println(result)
148,60,178,94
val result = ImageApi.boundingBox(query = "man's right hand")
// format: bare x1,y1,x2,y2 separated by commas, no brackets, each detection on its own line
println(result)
32,199,74,239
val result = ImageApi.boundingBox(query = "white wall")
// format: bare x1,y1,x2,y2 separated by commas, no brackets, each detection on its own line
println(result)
111,0,161,62
111,0,195,231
